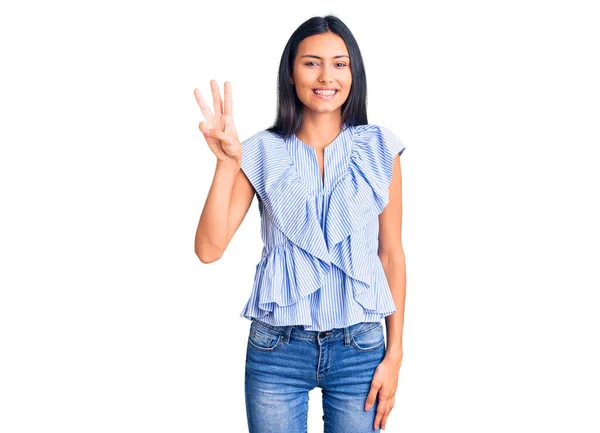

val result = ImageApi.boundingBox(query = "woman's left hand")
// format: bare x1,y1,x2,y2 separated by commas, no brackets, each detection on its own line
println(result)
365,356,402,430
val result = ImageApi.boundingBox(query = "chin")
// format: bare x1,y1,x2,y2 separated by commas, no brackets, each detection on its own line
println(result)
308,106,342,113
302,100,343,111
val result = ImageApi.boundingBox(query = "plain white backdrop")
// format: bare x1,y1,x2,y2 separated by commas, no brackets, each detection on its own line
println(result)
1,0,599,432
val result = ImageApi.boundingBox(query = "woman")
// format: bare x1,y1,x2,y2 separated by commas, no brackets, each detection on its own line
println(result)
194,15,406,433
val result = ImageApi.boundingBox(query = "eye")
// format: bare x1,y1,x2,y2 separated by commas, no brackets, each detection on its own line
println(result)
303,61,347,67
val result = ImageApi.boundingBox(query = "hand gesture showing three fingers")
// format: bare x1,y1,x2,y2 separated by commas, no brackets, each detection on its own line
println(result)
194,80,241,164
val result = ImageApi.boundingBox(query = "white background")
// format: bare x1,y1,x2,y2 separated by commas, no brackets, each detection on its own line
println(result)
1,0,599,432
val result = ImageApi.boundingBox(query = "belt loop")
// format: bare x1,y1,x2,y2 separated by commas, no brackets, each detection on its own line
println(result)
344,326,351,346
284,325,293,344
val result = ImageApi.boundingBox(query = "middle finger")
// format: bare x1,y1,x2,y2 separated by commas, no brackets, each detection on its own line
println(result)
380,411,391,430
374,403,388,430
210,79,223,118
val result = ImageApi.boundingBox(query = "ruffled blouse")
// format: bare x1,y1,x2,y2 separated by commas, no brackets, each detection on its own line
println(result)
238,123,406,331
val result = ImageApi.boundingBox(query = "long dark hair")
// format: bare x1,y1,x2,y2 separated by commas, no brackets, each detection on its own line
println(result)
266,15,368,138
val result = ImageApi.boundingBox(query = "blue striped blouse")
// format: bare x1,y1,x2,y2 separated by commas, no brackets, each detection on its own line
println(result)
239,123,406,331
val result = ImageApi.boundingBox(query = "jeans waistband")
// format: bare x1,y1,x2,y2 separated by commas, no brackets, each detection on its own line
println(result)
250,318,382,346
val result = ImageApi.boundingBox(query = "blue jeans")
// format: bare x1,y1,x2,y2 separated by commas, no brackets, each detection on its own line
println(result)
244,318,386,433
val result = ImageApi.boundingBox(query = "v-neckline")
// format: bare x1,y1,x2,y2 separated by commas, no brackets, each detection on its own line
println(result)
292,124,350,190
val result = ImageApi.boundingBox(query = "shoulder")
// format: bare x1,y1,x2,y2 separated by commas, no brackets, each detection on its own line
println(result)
241,130,286,163
241,129,283,149
352,123,406,156
241,130,284,180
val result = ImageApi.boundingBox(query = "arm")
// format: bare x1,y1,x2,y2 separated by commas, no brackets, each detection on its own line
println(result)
365,153,405,429
194,160,255,263
192,80,256,263
378,153,406,365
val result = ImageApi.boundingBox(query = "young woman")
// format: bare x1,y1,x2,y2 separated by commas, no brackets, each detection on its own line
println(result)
194,15,406,433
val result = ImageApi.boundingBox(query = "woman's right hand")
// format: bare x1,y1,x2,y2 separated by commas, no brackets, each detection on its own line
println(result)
194,80,242,165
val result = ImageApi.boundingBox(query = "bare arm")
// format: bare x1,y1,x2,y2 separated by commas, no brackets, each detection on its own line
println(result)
192,80,255,263
379,154,406,364
195,160,255,263
364,154,405,430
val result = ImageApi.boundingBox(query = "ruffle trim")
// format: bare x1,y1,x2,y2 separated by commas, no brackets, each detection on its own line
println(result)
239,242,397,324
241,124,404,320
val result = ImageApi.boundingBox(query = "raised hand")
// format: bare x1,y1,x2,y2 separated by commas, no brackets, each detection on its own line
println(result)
194,80,241,164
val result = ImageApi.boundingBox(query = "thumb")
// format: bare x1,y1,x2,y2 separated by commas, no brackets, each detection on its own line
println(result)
203,127,232,145
199,121,209,134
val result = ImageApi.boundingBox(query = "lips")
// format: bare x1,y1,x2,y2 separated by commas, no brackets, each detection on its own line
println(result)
312,88,339,98
312,88,338,101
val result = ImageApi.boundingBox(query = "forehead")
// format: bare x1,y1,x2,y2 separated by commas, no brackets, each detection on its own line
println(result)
297,33,349,56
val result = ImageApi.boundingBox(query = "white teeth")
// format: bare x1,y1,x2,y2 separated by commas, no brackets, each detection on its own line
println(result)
314,89,336,95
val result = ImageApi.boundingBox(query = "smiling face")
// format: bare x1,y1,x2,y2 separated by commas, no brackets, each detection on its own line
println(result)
291,32,352,115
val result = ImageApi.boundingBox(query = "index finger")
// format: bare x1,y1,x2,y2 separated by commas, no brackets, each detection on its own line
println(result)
223,81,233,117
193,88,214,128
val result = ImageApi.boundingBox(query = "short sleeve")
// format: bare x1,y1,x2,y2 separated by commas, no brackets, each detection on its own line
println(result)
374,125,406,190
240,131,267,200
379,125,406,160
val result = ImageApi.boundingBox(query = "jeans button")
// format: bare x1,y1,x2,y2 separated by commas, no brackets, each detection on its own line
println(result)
319,332,326,338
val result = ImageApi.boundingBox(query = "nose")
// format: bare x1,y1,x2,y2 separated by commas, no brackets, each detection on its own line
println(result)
319,65,334,83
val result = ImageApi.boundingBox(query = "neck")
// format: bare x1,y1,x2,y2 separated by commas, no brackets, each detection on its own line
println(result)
297,109,344,147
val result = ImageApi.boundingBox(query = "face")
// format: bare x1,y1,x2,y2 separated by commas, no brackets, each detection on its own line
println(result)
291,32,352,114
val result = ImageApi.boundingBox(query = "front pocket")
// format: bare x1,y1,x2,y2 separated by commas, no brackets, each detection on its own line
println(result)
351,323,385,351
247,324,284,352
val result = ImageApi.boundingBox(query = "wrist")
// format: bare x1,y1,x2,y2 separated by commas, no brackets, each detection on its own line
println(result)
216,158,240,171
384,347,403,364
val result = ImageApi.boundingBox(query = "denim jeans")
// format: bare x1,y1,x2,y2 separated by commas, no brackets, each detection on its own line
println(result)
244,317,386,433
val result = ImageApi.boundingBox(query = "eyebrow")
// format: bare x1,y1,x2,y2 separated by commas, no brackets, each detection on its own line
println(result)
300,54,350,60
